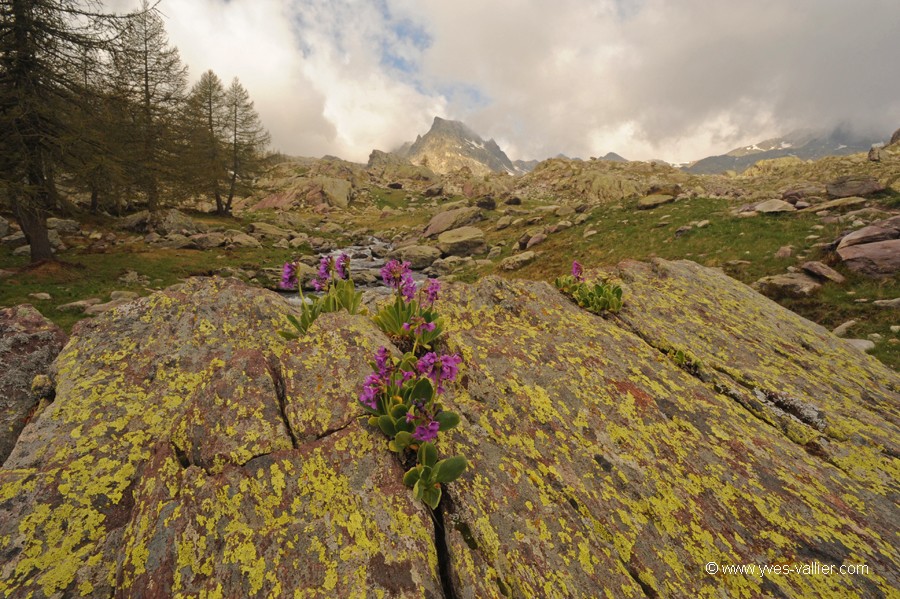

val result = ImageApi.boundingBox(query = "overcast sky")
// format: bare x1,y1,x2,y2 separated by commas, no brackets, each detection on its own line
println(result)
108,0,900,163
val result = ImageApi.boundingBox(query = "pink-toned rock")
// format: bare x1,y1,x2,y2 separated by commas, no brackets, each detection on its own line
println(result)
0,305,67,464
801,261,846,284
837,226,899,250
837,239,900,277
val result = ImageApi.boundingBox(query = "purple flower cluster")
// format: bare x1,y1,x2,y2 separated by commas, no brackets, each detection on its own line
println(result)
359,372,383,410
381,259,416,302
572,260,584,282
313,253,351,291
280,262,298,290
403,317,436,336
413,420,440,443
423,278,440,305
416,352,462,393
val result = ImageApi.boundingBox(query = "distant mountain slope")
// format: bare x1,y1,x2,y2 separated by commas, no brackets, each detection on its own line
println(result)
685,128,881,174
396,117,521,176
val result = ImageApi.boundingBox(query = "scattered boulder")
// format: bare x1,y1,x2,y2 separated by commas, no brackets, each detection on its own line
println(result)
495,216,513,231
46,218,79,234
436,226,486,256
774,245,793,259
475,196,496,210
423,183,443,197
503,196,522,205
57,298,102,313
801,261,846,284
225,231,262,248
753,273,821,298
2,231,27,248
755,199,795,213
0,215,8,238
110,291,140,301
525,233,547,249
499,251,536,270
837,240,900,277
189,232,227,250
27,293,51,301
637,194,675,209
0,305,67,464
84,298,134,316
149,209,207,237
832,320,857,337
826,176,885,199
837,225,899,250
845,338,876,352
803,196,868,212
388,245,442,269
248,222,293,241
155,233,192,250
554,206,575,217
874,298,900,308
423,207,482,238
868,146,881,162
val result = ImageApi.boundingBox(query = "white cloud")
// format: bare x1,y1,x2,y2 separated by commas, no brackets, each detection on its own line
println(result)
105,0,900,163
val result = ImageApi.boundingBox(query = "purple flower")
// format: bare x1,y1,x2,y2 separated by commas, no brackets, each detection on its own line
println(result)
572,260,584,282
359,372,383,410
417,352,461,393
403,317,437,336
412,420,440,443
440,354,462,382
280,262,298,290
335,253,350,280
423,279,440,305
381,259,416,301
374,346,391,378
314,256,331,291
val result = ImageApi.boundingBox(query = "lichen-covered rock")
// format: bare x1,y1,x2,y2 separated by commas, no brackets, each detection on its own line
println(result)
0,279,441,598
0,306,67,465
1,267,898,598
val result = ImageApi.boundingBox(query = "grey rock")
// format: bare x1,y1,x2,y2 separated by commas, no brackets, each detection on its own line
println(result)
46,218,80,234
499,251,536,270
753,273,821,298
0,215,8,238
837,240,900,277
844,338,875,352
832,320,857,337
755,199,795,213
826,176,885,198
637,194,675,209
388,245,442,269
423,207,482,238
837,226,899,250
436,226,486,257
801,261,846,284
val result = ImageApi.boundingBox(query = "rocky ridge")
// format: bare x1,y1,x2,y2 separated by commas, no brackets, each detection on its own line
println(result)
1,262,897,597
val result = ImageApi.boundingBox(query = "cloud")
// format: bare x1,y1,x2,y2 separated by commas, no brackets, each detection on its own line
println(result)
105,0,900,163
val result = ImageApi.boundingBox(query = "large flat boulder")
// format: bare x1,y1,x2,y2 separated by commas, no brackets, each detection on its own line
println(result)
837,239,900,277
0,267,897,597
423,207,482,238
826,175,885,198
436,226,486,257
0,306,67,465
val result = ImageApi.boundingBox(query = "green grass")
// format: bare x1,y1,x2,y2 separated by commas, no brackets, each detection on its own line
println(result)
0,243,295,333
482,196,899,370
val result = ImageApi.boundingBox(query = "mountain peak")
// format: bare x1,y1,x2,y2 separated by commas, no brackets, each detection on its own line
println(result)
396,116,523,176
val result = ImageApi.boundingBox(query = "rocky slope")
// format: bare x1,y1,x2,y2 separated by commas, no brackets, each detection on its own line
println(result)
1,262,897,597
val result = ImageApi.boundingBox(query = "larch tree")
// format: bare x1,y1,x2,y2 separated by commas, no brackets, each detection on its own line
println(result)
110,0,186,212
184,69,228,214
0,0,118,262
223,77,269,214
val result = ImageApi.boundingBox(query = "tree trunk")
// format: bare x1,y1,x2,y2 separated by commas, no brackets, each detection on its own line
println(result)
90,185,99,214
226,172,237,214
214,188,225,215
14,200,54,262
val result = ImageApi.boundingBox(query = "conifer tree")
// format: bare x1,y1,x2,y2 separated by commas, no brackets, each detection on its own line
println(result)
0,0,118,261
110,0,187,212
223,77,270,214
